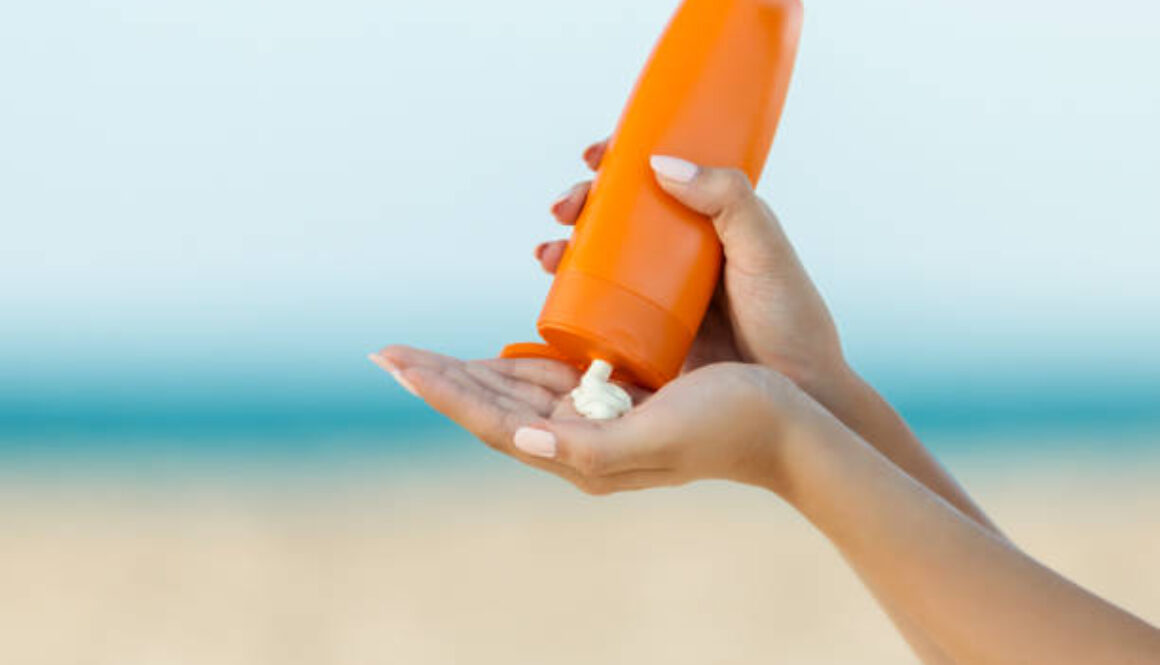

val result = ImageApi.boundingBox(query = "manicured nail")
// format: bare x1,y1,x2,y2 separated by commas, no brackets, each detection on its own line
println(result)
534,242,548,261
368,353,418,397
583,143,604,168
513,427,557,458
649,155,699,183
551,185,575,211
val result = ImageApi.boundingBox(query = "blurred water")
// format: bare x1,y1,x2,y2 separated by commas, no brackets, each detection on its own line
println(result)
2,0,1158,472
2,364,1157,471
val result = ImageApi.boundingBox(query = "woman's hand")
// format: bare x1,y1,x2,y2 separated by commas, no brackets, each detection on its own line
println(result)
539,140,845,390
367,144,1160,665
370,347,807,495
369,141,844,497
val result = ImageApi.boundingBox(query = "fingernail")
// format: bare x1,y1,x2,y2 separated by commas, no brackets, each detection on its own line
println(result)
368,353,419,397
534,242,548,261
583,142,604,167
649,155,699,183
513,427,557,458
551,185,575,211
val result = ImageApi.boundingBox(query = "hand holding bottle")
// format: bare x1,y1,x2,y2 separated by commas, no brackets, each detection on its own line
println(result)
540,140,847,395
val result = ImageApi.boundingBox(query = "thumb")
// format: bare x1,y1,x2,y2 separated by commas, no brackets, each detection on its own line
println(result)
514,413,668,478
649,155,790,268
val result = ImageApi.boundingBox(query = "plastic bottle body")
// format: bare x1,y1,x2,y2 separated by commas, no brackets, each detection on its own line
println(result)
505,0,803,389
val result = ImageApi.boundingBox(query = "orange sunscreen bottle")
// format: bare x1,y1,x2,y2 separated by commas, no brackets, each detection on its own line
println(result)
502,0,803,390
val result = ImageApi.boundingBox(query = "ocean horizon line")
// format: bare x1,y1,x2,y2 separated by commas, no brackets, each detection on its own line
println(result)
3,383,1158,441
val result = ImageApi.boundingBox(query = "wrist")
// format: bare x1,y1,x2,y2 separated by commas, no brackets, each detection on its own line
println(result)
740,365,832,496
783,355,861,413
753,388,861,511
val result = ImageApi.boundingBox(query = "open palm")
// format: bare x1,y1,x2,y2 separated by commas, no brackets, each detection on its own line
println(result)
372,345,786,494
368,144,845,492
372,346,647,488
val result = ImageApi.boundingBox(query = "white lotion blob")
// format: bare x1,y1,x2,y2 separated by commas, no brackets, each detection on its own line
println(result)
571,359,633,420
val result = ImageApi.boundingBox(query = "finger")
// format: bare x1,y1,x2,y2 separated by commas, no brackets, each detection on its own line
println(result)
376,344,454,372
463,360,557,414
510,422,670,495
478,357,580,395
575,469,687,496
514,412,672,478
402,362,581,465
372,344,460,397
582,139,609,171
368,352,419,396
399,363,526,438
398,362,608,491
648,155,794,272
683,294,740,371
648,155,763,219
549,181,591,225
533,239,568,274
378,346,558,415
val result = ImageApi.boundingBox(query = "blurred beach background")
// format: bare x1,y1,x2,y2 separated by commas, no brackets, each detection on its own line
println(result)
1,0,1158,663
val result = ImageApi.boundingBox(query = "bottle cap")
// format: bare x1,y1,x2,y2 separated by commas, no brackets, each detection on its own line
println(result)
501,269,694,390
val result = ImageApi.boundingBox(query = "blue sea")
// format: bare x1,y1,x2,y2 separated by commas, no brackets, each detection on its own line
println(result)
3,360,1158,476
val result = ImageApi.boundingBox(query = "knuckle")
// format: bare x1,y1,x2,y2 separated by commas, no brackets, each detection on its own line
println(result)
481,434,506,452
570,444,605,476
757,197,780,223
718,169,755,206
575,478,613,497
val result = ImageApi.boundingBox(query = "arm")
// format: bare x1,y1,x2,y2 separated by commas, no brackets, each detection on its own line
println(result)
374,347,1160,664
379,147,1158,663
553,145,999,532
803,367,1009,661
769,391,1160,665
644,152,1001,536
538,143,998,663
804,367,1001,535
645,152,1006,662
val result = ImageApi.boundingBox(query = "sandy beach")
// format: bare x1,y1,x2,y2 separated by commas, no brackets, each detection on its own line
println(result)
0,440,1157,665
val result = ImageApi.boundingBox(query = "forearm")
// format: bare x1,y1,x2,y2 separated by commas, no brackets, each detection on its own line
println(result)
794,366,975,663
769,410,1160,665
801,364,1001,536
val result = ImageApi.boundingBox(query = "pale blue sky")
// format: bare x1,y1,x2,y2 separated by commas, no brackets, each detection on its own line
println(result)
2,0,1158,405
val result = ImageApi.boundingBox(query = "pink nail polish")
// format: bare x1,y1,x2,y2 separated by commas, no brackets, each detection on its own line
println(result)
551,186,574,211
583,144,603,167
649,155,699,183
513,427,557,458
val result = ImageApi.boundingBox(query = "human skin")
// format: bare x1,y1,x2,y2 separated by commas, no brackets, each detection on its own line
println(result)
372,144,1160,664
